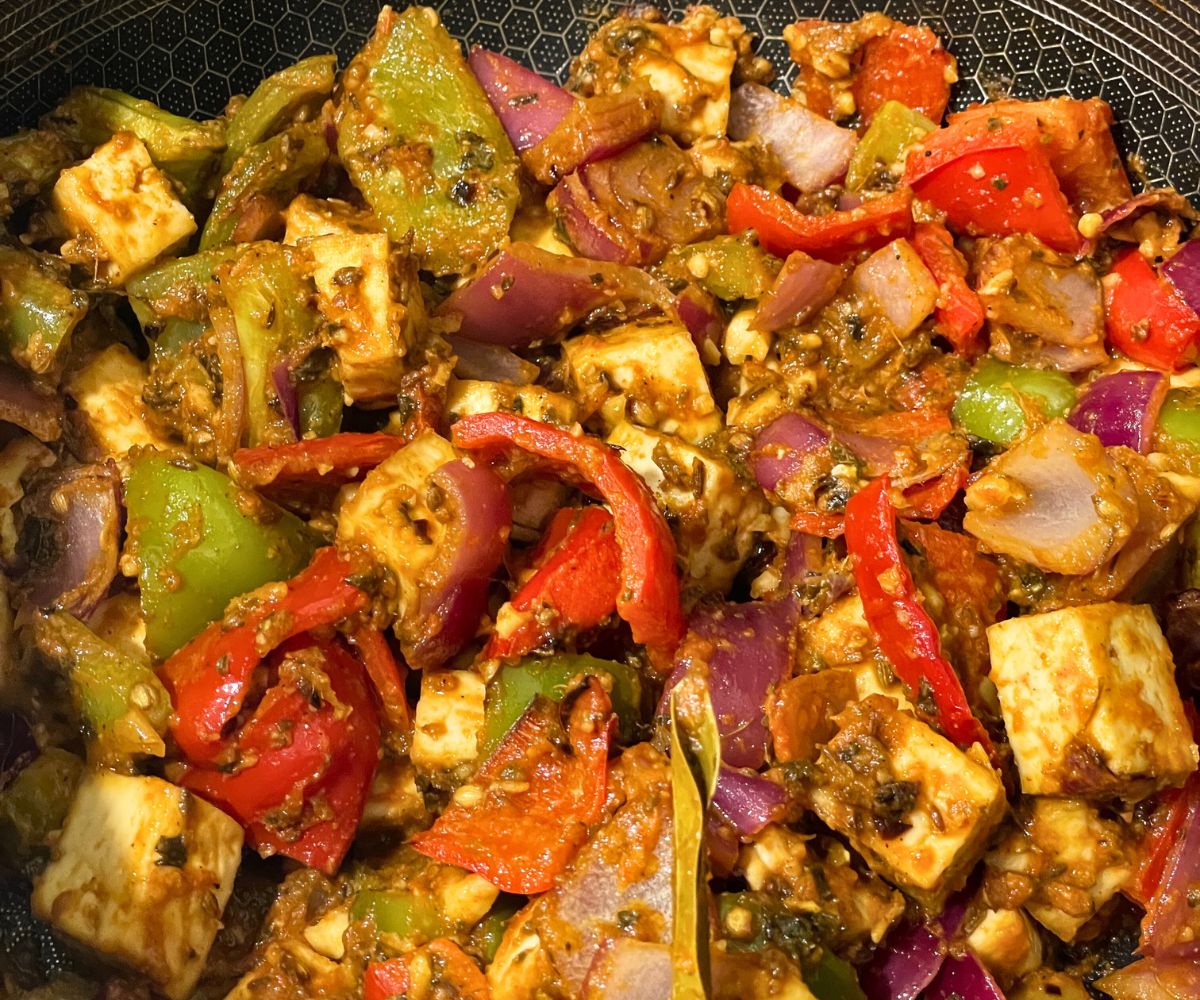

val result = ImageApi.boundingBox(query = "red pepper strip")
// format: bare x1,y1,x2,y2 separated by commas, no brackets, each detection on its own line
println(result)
1131,786,1191,907
450,413,684,666
365,941,490,1000
910,222,985,355
411,678,614,894
348,627,411,738
159,546,371,765
1104,247,1200,371
726,183,914,261
789,510,845,539
485,506,621,661
904,118,1083,255
853,24,954,125
844,476,996,761
901,460,969,521
230,432,406,490
364,959,410,1000
181,636,381,875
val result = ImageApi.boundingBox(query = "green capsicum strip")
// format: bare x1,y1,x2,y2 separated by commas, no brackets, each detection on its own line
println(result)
351,889,445,942
845,99,936,192
663,234,782,302
952,357,1077,446
0,245,89,375
0,128,78,218
125,451,319,659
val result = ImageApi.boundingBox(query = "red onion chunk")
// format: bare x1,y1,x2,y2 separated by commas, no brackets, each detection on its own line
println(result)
549,172,631,263
706,813,741,876
468,47,574,152
860,922,946,1000
676,285,723,358
849,238,939,336
751,412,830,493
583,938,673,1000
403,459,510,670
923,953,1005,1000
711,767,788,837
271,360,300,438
0,364,62,442
447,335,539,385
1099,189,1199,240
728,83,857,193
665,597,799,769
835,429,901,477
754,252,844,334
1164,240,1200,318
1069,370,1166,453
1143,777,1200,960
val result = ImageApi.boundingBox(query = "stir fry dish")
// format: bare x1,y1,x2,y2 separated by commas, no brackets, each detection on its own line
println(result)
3,4,1200,999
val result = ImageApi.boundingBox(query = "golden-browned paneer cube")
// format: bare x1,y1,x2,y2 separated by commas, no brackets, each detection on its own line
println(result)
984,797,1131,942
66,344,173,458
283,193,380,243
53,133,196,286
965,906,1043,987
563,319,719,443
809,695,1005,907
988,602,1198,800
446,378,579,429
605,421,768,593
32,771,242,1000
410,669,487,776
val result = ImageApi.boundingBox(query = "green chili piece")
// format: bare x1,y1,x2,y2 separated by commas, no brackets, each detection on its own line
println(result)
336,6,519,275
0,245,88,374
125,451,319,658
952,357,1076,446
845,100,936,192
1158,388,1200,446
482,654,643,754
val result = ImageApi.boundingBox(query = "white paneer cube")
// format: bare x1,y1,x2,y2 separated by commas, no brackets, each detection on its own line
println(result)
510,203,575,257
563,319,719,443
488,906,557,1000
966,907,1043,986
66,344,173,458
283,194,379,243
723,305,771,365
411,669,487,775
53,133,196,286
988,602,1198,800
32,771,242,1000
985,797,1131,942
301,231,421,406
360,756,430,833
809,695,1005,907
606,421,767,593
446,378,579,429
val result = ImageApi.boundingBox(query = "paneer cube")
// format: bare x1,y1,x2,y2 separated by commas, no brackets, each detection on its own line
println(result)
965,906,1043,986
564,319,719,443
809,695,1005,907
53,133,196,286
411,669,487,775
984,797,1132,942
283,193,380,243
32,771,242,1000
606,421,767,593
66,344,173,459
446,378,579,429
300,231,422,406
988,602,1198,799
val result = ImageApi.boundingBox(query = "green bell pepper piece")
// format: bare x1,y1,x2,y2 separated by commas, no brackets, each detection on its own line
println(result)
125,451,319,659
473,895,523,964
0,128,78,218
337,6,519,275
351,889,444,940
952,357,1077,446
0,245,88,375
48,86,225,205
482,654,644,754
127,246,243,332
845,100,936,192
0,748,83,862
1157,388,1200,446
201,121,328,250
804,950,868,1000
663,235,781,302
298,369,344,438
223,55,338,173
34,612,172,763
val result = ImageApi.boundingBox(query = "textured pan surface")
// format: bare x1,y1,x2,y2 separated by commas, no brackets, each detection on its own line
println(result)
0,0,1196,195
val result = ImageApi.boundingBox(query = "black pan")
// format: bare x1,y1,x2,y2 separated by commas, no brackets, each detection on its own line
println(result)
0,0,1197,196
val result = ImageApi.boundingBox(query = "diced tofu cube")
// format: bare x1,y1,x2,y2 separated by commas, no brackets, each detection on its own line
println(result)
411,669,487,775
360,756,431,834
606,421,767,593
965,906,1043,986
301,231,422,406
283,193,380,243
32,771,242,1000
66,344,173,458
53,133,196,286
988,602,1198,799
446,378,579,429
564,319,719,443
809,695,1005,907
984,797,1132,942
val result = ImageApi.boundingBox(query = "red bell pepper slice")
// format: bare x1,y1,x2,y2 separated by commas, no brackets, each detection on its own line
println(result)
230,432,406,491
844,476,996,760
854,24,954,125
901,460,969,521
726,183,914,261
450,413,684,666
348,627,411,739
180,635,381,874
904,117,1083,255
911,222,985,354
411,678,614,894
789,510,845,539
159,546,371,765
485,506,621,661
364,941,490,1000
1104,247,1200,371
364,958,410,1000
1131,785,1191,907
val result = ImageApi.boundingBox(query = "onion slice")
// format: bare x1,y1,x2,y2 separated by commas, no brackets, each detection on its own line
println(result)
211,305,247,462
1164,240,1200,318
447,335,539,385
0,365,62,442
468,47,574,152
751,412,830,493
754,253,843,333
710,767,788,837
860,922,946,1000
923,953,1005,1000
1068,370,1167,453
